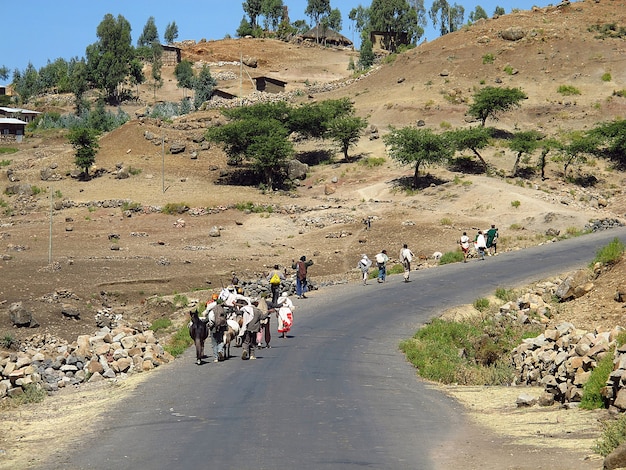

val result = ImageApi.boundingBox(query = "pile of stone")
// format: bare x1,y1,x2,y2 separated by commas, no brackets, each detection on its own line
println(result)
584,218,624,232
511,322,621,404
0,325,173,399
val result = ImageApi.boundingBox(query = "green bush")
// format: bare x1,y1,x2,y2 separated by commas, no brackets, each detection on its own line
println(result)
482,53,495,64
439,250,464,265
495,287,516,302
511,200,521,208
473,297,490,312
173,294,188,308
602,72,612,82
591,237,625,267
595,414,626,457
234,201,274,213
358,157,386,167
162,202,189,215
557,84,581,96
580,351,614,410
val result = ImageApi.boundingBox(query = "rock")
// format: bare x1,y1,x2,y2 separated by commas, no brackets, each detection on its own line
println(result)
605,441,626,470
169,142,186,154
555,269,590,301
208,226,221,237
287,159,308,180
242,56,258,68
9,302,35,327
516,393,537,407
501,27,525,41
61,304,81,319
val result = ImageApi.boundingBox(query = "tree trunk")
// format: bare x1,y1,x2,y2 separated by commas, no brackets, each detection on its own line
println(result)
413,163,421,188
512,151,522,176
471,148,489,171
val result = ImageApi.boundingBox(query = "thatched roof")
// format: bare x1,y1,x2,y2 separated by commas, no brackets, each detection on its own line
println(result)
302,25,353,46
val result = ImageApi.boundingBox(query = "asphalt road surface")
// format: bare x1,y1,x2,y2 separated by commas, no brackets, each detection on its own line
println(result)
49,227,626,470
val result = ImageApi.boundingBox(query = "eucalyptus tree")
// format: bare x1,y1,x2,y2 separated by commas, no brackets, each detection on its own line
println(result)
429,0,465,35
306,0,331,42
369,0,419,50
164,21,179,44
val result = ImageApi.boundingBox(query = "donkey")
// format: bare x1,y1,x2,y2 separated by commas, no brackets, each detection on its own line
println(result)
188,310,208,365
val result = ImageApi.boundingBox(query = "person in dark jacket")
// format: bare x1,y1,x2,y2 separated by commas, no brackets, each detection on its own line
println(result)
292,255,313,299
240,303,268,360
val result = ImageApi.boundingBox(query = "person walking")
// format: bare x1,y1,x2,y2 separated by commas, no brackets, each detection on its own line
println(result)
400,243,414,282
207,302,228,362
459,232,470,263
486,224,499,255
358,254,372,285
375,249,389,283
475,230,487,260
267,264,285,304
240,302,268,360
292,256,313,299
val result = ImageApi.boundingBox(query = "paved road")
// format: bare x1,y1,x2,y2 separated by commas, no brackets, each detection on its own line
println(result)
53,228,626,470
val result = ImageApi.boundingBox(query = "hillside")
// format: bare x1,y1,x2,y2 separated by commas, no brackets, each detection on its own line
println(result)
1,1,626,467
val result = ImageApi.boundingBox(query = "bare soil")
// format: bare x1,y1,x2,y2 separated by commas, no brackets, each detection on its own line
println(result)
1,1,626,468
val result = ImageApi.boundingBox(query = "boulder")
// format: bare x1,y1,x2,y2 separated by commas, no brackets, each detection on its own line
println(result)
555,270,591,301
605,441,626,470
501,27,525,41
287,159,308,180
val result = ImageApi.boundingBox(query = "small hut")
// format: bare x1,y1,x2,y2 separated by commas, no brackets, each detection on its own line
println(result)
254,77,287,94
302,25,353,47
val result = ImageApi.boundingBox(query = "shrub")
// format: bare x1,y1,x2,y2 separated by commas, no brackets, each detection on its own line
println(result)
234,202,274,213
0,333,15,349
503,65,514,75
358,157,386,168
482,53,495,64
511,200,521,208
439,250,464,265
602,72,612,82
162,202,189,215
173,294,188,308
591,237,625,267
495,287,516,302
613,89,626,98
473,297,490,312
557,84,581,96
440,217,452,226
595,414,626,457
580,351,613,410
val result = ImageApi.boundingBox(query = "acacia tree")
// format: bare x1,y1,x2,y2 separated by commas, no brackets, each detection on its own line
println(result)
383,126,453,188
86,14,134,103
164,21,179,44
509,130,542,177
448,126,492,171
589,119,626,169
68,127,100,178
559,132,598,178
536,138,561,180
468,86,527,127
326,115,368,161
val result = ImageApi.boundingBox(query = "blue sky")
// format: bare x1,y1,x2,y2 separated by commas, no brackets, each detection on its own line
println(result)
4,0,548,74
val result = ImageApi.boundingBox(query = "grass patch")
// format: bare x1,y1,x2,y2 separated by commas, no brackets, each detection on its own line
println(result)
580,350,614,410
0,158,12,166
557,84,581,96
149,317,173,332
399,315,541,385
162,202,189,215
173,294,189,308
234,201,274,213
595,414,626,457
602,72,612,82
163,324,194,357
358,156,386,168
591,237,625,267
0,147,18,156
121,201,141,212
482,53,495,64
495,287,516,302
511,200,521,208
473,297,490,312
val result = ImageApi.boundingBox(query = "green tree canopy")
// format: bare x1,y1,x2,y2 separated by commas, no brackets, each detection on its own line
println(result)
494,6,505,16
369,0,419,50
326,115,368,161
306,0,331,42
287,98,354,138
174,60,195,97
468,86,527,127
589,119,626,169
193,64,217,110
448,126,493,170
469,5,488,22
68,127,100,178
243,0,263,29
509,130,542,176
430,0,465,35
86,14,134,103
164,21,179,44
138,16,159,47
383,126,453,188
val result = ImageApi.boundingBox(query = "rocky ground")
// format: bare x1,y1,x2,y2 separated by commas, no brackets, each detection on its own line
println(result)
2,1,626,468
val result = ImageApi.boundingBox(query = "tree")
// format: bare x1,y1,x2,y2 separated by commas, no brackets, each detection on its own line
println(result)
193,64,217,110
358,38,375,69
383,126,453,188
286,98,353,138
164,21,179,44
174,60,195,98
246,118,294,188
261,0,284,31
589,119,626,169
326,115,368,161
448,126,493,171
320,8,342,42
243,0,263,29
68,127,100,178
469,6,488,23
138,16,159,47
86,14,134,103
348,6,370,43
128,58,146,99
237,16,254,37
12,62,39,103
467,86,527,127
306,0,331,42
494,6,506,16
369,0,419,50
0,66,9,81
536,138,561,180
509,130,542,177
69,60,89,116
407,0,427,42
292,19,310,35
150,42,163,99
429,0,465,35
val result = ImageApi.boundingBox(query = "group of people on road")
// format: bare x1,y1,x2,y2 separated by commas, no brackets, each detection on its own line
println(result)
459,224,498,262
357,243,415,285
